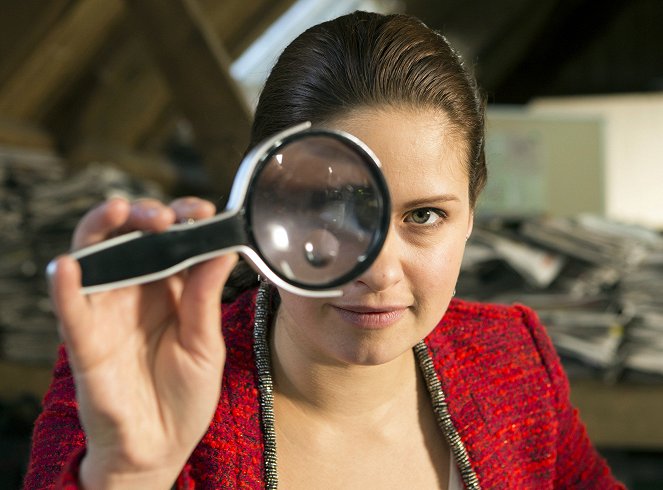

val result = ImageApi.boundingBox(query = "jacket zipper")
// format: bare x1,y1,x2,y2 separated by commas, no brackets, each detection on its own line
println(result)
414,341,481,489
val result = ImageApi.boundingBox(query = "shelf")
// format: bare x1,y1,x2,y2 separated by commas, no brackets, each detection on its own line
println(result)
571,379,663,449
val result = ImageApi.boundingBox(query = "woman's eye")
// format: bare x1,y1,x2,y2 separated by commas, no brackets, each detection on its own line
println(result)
405,208,445,226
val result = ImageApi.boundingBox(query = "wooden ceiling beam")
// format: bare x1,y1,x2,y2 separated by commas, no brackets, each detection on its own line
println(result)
138,0,296,155
70,0,295,154
122,0,253,200
0,0,124,121
0,117,54,150
0,0,70,87
71,35,172,150
199,0,296,59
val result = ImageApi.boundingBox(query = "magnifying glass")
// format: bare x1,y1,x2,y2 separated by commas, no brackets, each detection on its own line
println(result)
63,122,391,298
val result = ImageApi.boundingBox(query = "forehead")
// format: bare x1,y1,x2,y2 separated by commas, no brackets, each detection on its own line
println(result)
324,107,470,203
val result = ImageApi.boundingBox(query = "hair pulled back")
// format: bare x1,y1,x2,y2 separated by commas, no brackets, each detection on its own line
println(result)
224,11,487,301
251,10,487,207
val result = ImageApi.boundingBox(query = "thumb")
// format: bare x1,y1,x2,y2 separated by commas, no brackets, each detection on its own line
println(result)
48,255,91,366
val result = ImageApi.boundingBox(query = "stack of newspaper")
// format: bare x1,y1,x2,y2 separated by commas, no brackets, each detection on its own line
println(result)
0,149,164,365
619,235,663,380
0,148,64,365
459,214,663,380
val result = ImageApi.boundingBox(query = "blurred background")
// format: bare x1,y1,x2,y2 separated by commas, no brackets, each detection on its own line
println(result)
1,0,662,487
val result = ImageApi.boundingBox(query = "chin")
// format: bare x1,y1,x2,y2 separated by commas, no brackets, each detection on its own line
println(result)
334,339,413,367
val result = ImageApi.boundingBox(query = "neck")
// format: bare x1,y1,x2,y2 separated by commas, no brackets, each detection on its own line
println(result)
270,306,420,422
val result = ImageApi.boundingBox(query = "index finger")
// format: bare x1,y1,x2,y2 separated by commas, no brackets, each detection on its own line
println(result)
72,197,132,251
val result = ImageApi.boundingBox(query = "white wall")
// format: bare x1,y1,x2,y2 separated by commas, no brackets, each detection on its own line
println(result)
530,94,663,229
484,109,604,219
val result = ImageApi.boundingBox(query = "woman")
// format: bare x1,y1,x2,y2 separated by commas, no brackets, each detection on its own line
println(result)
25,11,622,489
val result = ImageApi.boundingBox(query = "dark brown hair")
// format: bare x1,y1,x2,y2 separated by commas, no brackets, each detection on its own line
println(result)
251,10,487,207
224,11,487,301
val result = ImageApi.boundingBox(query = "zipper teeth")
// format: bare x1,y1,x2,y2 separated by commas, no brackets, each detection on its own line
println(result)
414,341,481,490
254,282,279,489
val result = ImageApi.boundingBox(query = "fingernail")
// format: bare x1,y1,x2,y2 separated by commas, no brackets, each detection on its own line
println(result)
46,259,58,278
179,200,200,214
141,206,161,219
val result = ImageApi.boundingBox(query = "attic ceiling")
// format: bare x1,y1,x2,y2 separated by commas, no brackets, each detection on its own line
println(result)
408,0,663,102
1,0,661,199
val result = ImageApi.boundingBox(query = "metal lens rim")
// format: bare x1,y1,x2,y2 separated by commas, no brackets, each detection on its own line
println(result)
244,128,390,290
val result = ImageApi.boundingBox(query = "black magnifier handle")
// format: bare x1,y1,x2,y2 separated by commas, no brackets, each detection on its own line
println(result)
72,212,247,293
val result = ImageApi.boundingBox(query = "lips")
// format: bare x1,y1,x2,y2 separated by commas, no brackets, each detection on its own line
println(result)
331,304,408,329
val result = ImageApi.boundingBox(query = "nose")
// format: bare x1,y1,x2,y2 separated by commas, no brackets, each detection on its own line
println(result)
355,225,404,292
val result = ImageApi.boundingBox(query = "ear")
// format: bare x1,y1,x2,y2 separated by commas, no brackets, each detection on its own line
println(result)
465,211,474,241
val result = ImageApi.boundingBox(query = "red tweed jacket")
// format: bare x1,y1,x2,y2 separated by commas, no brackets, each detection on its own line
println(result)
24,288,623,489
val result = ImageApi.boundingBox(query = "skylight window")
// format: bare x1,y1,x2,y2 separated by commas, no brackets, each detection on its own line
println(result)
230,0,401,109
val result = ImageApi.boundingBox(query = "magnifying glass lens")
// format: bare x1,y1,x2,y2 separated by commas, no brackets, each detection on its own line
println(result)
250,135,385,288
304,228,339,268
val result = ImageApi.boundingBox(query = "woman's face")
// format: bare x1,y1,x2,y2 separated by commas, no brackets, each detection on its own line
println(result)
274,106,474,366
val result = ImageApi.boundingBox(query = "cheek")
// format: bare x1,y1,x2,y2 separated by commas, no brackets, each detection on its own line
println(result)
405,238,465,298
276,292,331,339
278,292,317,321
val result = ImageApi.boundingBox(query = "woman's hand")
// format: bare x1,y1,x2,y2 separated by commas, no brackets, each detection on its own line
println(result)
49,196,238,489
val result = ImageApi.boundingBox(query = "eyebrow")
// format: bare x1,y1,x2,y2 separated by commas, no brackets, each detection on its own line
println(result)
401,194,461,209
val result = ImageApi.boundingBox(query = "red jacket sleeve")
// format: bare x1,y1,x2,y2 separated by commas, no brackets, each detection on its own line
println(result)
23,345,87,489
516,305,625,489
